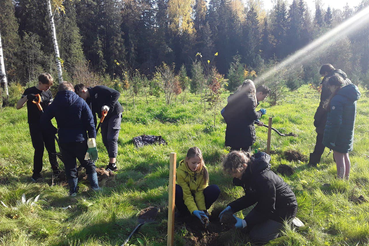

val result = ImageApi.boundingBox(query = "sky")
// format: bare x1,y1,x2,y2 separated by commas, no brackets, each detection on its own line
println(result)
262,0,363,11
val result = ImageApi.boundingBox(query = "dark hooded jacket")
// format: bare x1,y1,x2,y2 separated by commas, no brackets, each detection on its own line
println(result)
87,86,123,125
228,152,297,229
223,92,262,149
41,90,96,143
314,69,350,134
323,84,360,153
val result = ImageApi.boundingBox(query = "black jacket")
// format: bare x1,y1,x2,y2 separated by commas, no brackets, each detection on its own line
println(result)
41,91,96,143
228,152,297,228
314,69,350,134
87,86,123,124
223,92,262,149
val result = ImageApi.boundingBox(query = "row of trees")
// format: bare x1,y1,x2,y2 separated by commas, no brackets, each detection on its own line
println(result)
1,0,369,98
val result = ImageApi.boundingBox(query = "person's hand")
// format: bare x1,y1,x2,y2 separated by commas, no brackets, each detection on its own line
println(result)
255,120,264,126
233,215,247,229
101,105,110,112
259,108,266,115
85,138,98,162
193,210,208,224
219,206,232,220
27,94,37,100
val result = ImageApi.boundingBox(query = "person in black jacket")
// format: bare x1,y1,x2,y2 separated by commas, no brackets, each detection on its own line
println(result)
41,82,100,196
16,73,60,182
309,64,351,166
219,151,297,244
222,80,269,152
74,84,123,171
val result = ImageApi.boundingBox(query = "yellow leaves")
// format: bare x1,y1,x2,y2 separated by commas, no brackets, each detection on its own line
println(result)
214,52,218,56
51,0,66,14
250,70,257,77
207,60,210,64
244,69,249,78
168,0,195,34
196,52,202,57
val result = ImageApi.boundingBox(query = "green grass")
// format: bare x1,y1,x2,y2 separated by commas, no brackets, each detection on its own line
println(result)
1,85,369,245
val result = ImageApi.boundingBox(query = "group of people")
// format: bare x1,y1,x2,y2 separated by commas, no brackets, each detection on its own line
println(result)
17,74,123,196
177,65,360,244
16,63,360,243
309,64,360,180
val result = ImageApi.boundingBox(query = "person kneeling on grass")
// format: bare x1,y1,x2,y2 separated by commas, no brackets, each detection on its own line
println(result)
219,151,297,244
175,147,220,225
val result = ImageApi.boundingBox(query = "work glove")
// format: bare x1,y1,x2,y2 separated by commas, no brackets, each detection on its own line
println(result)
233,215,247,229
85,138,98,162
101,105,110,112
27,94,37,100
193,210,208,224
219,206,232,220
259,108,266,116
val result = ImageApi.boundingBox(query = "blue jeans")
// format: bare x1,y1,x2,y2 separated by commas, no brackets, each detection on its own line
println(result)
59,141,99,193
175,184,220,215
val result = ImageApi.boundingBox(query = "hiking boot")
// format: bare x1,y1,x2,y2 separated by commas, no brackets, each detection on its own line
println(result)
69,186,79,197
31,174,43,182
106,163,117,172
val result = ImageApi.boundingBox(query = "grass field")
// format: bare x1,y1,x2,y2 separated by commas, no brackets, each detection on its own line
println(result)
0,85,368,245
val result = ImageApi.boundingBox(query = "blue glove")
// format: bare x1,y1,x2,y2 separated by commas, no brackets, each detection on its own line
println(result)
259,108,266,115
219,206,232,220
193,210,208,224
233,215,247,229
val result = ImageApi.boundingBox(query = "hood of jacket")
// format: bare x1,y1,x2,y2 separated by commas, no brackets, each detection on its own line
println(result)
336,83,361,103
239,152,271,184
53,90,79,108
178,159,204,177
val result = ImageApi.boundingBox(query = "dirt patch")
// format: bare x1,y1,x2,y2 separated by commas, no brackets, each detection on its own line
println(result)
277,164,294,176
349,195,367,204
283,150,307,162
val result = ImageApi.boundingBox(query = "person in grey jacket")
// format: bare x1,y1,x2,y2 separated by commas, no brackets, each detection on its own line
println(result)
323,75,360,179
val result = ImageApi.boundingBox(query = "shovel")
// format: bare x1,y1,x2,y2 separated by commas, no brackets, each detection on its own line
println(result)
122,206,159,246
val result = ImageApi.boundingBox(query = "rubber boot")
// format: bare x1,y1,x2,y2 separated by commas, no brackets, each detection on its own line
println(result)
308,153,321,167
88,172,100,191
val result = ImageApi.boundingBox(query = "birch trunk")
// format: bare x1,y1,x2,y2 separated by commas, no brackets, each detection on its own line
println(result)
47,0,63,84
0,32,9,98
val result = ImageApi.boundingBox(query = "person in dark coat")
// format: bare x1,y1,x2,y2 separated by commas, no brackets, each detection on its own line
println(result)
222,80,269,152
74,84,123,171
219,151,298,244
41,82,100,196
323,75,360,179
309,64,351,166
16,73,60,182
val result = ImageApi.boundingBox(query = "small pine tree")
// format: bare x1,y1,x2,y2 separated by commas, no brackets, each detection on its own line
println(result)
190,61,205,94
227,55,244,92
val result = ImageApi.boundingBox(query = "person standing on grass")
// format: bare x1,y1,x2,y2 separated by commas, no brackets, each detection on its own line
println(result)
219,151,297,244
222,80,269,152
175,147,220,224
74,84,123,172
40,82,100,196
322,75,360,180
16,73,60,182
309,64,351,167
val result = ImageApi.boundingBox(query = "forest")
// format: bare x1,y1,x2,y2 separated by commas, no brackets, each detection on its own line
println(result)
1,0,369,102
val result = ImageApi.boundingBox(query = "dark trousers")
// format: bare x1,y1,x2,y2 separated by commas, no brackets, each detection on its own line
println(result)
230,146,251,152
29,124,58,175
101,113,121,159
175,184,220,215
59,141,99,193
312,133,325,160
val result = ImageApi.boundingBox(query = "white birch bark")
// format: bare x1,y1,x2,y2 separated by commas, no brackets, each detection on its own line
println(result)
0,32,9,97
47,0,63,84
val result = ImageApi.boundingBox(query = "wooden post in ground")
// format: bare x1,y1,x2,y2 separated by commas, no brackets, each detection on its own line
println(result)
267,117,273,154
167,152,176,246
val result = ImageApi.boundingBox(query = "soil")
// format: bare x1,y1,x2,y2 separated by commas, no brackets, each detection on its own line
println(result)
175,207,244,246
138,206,159,223
283,150,307,162
277,164,295,176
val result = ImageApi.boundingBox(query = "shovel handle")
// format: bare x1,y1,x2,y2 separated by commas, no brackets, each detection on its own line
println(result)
32,94,43,112
100,110,108,123
121,223,144,246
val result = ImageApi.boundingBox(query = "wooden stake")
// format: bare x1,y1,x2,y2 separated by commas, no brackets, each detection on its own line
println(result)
167,152,176,246
267,117,273,154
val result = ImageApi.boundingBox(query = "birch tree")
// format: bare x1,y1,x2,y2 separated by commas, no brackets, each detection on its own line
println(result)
47,0,63,84
0,32,9,98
